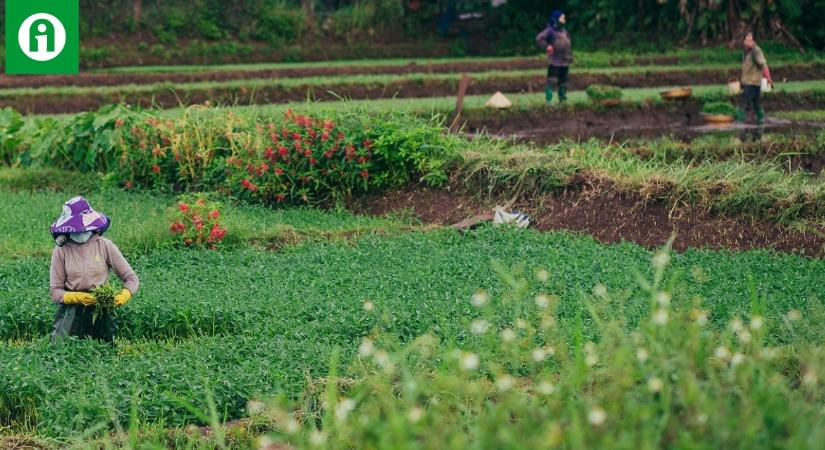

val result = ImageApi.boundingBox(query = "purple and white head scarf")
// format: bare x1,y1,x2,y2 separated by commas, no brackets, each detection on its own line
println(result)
50,196,110,238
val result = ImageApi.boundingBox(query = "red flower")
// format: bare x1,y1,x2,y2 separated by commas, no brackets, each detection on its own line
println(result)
321,131,330,141
169,221,185,233
323,150,333,158
363,139,373,149
275,194,286,202
323,120,334,130
115,119,125,128
360,170,369,179
310,158,318,166
179,203,190,213
195,222,204,231
357,156,367,165
264,147,274,159
278,146,288,157
152,145,162,157
124,181,134,189
196,199,206,206
274,168,285,176
292,132,301,141
184,238,193,246
209,209,220,220
304,149,312,157
151,165,161,174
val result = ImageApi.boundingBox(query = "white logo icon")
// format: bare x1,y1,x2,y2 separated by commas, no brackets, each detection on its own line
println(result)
18,13,66,62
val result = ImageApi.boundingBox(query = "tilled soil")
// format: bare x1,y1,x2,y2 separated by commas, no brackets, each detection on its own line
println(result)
463,94,825,143
4,64,823,115
0,55,700,89
348,182,825,257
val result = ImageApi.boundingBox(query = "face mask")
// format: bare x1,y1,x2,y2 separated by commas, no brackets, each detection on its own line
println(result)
69,231,93,244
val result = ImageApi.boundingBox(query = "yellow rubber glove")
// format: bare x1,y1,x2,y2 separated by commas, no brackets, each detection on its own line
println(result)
114,288,132,307
63,292,95,306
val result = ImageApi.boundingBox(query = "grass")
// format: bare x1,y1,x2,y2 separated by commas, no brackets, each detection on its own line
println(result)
1,182,824,439
774,110,825,121
4,61,822,98
92,45,825,75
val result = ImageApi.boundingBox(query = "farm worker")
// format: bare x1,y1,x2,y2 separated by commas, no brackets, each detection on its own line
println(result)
49,196,139,344
536,10,572,104
737,32,772,125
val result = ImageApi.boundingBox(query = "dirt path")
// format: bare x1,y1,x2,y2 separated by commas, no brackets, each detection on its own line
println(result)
348,182,825,257
3,64,824,115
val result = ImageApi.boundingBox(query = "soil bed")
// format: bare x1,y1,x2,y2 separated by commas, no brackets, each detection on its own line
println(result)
347,181,825,257
464,95,825,144
3,64,823,115
0,55,706,89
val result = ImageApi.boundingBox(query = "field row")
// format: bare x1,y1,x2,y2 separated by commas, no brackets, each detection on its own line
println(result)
2,196,824,436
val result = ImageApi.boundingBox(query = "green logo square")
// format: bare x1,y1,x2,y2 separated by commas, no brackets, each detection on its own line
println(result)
5,0,79,74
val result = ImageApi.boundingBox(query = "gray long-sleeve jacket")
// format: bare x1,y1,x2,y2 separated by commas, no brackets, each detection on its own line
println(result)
49,234,139,303
536,25,573,67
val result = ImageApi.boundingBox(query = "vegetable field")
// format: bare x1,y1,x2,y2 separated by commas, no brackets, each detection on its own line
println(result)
1,43,824,449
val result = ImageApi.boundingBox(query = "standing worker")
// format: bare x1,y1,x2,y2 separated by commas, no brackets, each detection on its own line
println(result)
536,10,572,104
737,32,773,124
49,196,139,343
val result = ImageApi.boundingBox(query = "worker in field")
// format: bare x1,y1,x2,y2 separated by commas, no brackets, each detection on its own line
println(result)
737,31,773,124
536,10,572,104
49,196,139,344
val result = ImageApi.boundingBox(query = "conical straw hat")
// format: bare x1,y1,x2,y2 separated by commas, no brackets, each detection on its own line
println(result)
485,91,512,109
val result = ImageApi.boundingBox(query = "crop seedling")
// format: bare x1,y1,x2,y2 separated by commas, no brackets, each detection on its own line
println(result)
91,283,118,324
586,84,623,102
702,101,737,116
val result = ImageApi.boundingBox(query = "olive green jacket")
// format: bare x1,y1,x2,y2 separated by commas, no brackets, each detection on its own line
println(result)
741,45,767,86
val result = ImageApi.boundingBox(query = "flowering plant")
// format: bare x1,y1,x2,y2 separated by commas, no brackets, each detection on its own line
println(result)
169,194,227,248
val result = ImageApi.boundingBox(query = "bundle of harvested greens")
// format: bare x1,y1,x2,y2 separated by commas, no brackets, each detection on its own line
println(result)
91,283,118,324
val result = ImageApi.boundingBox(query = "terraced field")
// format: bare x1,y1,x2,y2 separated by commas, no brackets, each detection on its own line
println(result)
1,47,824,449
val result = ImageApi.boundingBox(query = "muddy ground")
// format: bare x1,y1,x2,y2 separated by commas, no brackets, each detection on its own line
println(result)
0,55,698,89
462,94,825,143
3,64,824,115
348,180,825,257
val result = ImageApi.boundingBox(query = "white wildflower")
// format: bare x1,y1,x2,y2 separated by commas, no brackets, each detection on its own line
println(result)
362,300,375,312
593,284,607,298
652,308,669,325
358,338,375,357
729,318,744,333
655,291,671,307
470,319,490,335
531,348,547,362
309,430,327,446
335,398,356,421
714,346,731,361
731,353,745,366
408,406,424,424
652,252,670,269
460,352,480,371
537,380,556,395
585,354,599,367
636,348,649,363
737,330,752,345
496,375,515,392
501,328,516,343
536,269,550,283
786,309,802,322
588,407,607,426
647,377,663,393
535,294,551,309
471,290,488,308
750,315,764,331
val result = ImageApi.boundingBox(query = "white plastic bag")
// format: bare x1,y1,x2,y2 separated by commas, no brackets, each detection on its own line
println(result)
760,78,772,93
493,207,529,228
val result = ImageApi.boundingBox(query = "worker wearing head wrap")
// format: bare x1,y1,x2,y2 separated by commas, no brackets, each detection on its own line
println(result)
536,10,573,103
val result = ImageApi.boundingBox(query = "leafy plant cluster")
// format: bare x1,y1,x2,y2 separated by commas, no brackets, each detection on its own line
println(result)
702,101,738,116
1,224,824,437
585,84,623,102
169,194,227,248
1,105,459,207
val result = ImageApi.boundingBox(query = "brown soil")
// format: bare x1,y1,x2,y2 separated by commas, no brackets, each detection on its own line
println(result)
3,64,824,115
0,56,704,90
348,181,825,257
463,95,825,143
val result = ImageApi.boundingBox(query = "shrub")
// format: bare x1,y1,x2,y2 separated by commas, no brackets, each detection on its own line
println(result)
586,84,623,102
169,194,227,248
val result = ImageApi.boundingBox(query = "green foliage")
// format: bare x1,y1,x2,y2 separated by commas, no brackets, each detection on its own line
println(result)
1,218,824,437
585,84,623,101
702,101,738,116
91,283,118,324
